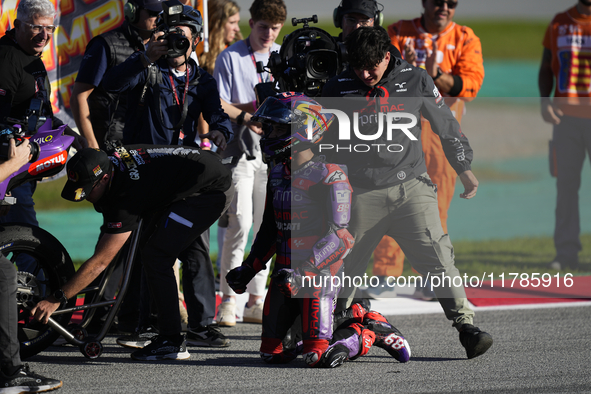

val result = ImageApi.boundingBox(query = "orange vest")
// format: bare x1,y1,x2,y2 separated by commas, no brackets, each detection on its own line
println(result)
387,17,484,99
543,6,591,117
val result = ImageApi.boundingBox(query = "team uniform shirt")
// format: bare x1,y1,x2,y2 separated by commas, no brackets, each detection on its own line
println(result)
102,53,232,146
543,5,591,118
0,30,53,121
388,18,484,98
213,39,280,157
76,21,145,88
76,38,112,88
321,47,473,189
94,145,231,234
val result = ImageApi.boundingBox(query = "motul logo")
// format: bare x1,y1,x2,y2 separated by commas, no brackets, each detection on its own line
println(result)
29,151,67,176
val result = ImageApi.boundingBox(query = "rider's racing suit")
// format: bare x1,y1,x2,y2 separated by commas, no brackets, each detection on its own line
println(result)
235,156,374,366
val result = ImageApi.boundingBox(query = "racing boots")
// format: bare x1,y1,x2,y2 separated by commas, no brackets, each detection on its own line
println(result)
363,311,411,362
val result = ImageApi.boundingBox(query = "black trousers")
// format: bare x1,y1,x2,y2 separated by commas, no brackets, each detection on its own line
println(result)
141,187,233,337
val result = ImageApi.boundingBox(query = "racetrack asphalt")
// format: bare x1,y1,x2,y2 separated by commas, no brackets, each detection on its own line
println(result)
24,304,591,394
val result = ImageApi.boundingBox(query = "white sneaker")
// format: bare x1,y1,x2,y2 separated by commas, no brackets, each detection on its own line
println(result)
216,299,236,327
243,301,263,324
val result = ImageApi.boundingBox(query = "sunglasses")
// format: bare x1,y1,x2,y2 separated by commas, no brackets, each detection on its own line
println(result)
434,0,458,9
22,21,56,34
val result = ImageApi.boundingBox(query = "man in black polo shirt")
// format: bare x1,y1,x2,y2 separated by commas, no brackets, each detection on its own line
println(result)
31,146,234,361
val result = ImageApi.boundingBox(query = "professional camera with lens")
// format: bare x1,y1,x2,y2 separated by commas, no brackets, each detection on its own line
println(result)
0,126,40,163
159,27,190,58
261,15,346,99
0,98,45,163
157,0,203,58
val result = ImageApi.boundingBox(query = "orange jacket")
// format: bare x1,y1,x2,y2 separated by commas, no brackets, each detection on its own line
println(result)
388,18,484,99
543,6,591,117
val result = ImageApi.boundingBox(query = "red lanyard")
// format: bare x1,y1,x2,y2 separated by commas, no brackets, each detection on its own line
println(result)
169,65,190,108
246,37,273,84
168,65,191,144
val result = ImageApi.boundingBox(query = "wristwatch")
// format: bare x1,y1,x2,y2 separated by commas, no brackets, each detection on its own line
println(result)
52,289,68,307
236,110,247,126
433,67,443,81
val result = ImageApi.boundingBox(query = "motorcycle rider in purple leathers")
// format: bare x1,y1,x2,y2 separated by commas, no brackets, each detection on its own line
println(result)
226,93,411,367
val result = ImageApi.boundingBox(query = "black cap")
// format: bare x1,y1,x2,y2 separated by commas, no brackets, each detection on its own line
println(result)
340,0,377,19
131,0,164,12
61,148,111,202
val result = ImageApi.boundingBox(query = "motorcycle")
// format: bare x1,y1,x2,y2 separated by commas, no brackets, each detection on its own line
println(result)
0,101,79,359
1,102,145,359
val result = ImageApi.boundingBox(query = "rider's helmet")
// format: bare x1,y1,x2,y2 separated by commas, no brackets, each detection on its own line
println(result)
253,92,334,163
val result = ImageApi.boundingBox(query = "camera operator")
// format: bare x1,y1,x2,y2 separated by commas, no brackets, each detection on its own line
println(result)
0,0,86,270
71,0,164,151
262,2,401,98
334,0,382,41
102,1,233,348
332,0,400,60
0,138,62,392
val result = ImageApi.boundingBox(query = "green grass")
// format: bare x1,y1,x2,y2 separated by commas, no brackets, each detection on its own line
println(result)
35,176,93,211
73,235,591,282
367,234,591,279
458,20,548,61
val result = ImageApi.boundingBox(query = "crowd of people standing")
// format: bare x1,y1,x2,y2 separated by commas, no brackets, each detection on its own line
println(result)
8,0,587,391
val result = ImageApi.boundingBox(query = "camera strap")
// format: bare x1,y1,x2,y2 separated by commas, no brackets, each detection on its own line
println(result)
168,64,191,144
246,38,273,84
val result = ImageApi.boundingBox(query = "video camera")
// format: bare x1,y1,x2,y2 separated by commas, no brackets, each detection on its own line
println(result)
256,15,346,102
0,99,43,162
157,0,202,58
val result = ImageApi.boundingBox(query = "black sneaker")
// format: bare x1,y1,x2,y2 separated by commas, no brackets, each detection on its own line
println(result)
459,324,493,359
130,335,190,361
0,364,62,393
117,325,159,349
186,324,230,347
319,344,349,368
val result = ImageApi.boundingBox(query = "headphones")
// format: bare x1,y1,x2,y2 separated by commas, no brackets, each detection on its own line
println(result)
124,1,140,24
333,1,383,28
